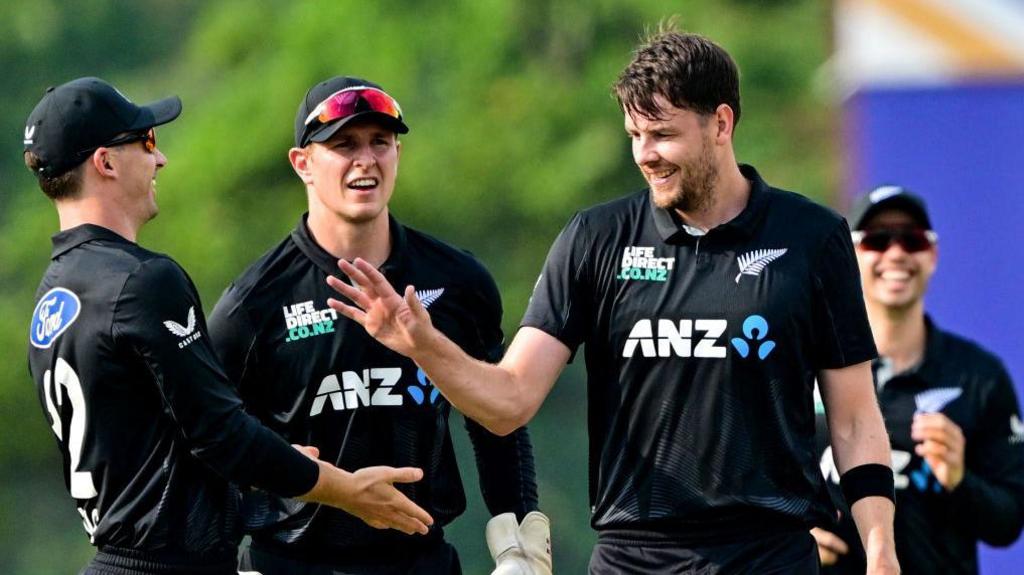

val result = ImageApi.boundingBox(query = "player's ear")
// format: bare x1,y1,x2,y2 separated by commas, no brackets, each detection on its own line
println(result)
90,148,117,179
289,146,314,185
713,104,735,142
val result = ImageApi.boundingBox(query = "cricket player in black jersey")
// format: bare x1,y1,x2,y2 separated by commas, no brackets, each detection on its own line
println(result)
812,186,1024,574
328,28,902,574
207,76,549,575
24,77,433,575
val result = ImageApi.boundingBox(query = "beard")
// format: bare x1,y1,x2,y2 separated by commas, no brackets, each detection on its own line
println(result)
649,136,718,214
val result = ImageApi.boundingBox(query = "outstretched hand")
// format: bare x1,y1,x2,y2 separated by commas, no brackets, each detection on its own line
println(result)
343,466,434,535
326,258,434,358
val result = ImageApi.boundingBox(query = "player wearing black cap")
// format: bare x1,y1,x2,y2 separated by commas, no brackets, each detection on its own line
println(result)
24,77,433,575
327,28,900,575
812,186,1024,574
207,76,548,575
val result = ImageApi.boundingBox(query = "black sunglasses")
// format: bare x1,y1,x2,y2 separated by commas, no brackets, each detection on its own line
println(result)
852,228,938,253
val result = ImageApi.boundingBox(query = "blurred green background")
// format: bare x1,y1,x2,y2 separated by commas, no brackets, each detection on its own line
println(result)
0,1,840,572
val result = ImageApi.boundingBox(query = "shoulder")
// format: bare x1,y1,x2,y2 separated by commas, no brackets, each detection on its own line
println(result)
402,225,496,287
219,234,301,306
575,189,649,230
763,185,846,236
933,326,1010,382
121,251,192,293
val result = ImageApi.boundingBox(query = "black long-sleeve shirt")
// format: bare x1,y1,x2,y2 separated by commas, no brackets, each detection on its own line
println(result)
817,316,1024,574
207,214,538,564
27,225,318,573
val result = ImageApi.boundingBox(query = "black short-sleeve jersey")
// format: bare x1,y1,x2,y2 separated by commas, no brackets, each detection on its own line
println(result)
817,318,1024,575
522,165,876,542
207,214,538,560
26,225,319,570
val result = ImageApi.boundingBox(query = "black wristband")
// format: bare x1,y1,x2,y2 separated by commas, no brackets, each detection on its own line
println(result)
840,463,895,506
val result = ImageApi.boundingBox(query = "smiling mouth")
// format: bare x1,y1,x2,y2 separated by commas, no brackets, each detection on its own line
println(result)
347,177,379,190
644,167,678,183
879,269,912,281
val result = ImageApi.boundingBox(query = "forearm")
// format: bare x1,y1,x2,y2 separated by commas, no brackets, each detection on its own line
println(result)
950,471,1024,545
412,327,532,435
828,400,890,471
821,362,897,572
849,496,896,570
830,408,895,563
467,419,539,517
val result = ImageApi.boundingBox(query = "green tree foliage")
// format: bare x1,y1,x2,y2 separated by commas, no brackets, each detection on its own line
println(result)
0,1,837,572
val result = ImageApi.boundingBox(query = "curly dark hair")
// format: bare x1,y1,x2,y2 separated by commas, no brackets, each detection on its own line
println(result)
614,24,741,126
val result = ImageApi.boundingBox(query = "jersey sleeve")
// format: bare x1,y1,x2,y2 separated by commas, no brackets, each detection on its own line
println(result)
948,362,1024,545
520,212,593,356
112,257,318,497
207,284,256,389
463,262,540,517
810,220,878,369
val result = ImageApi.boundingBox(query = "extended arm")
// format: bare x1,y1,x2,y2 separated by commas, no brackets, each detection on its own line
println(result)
819,361,898,574
327,258,568,435
120,259,432,534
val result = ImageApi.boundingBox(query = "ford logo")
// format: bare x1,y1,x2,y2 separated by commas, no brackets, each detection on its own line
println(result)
30,287,81,349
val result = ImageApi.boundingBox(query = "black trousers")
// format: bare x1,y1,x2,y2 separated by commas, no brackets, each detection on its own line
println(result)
238,540,462,575
588,530,820,575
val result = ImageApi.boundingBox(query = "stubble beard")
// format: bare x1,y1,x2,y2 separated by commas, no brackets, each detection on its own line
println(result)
651,139,718,215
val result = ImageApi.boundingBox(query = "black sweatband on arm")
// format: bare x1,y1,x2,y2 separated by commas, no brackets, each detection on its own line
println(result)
840,463,895,506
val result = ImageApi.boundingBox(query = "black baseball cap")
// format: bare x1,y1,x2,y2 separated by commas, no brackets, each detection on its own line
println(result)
848,185,933,231
295,76,408,148
23,77,181,178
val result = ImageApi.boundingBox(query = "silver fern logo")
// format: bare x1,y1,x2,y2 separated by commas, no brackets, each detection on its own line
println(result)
734,249,787,283
415,288,445,309
914,387,962,414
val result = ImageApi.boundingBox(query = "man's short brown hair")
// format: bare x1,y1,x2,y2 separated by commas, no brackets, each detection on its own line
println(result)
24,150,83,201
614,25,741,126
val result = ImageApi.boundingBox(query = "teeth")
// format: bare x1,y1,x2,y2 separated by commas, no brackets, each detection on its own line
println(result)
349,177,378,188
880,270,911,280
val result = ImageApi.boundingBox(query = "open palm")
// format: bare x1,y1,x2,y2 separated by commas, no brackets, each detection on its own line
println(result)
326,258,433,357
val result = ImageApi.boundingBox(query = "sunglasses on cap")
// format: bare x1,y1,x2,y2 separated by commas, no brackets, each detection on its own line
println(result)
303,86,403,127
82,128,157,155
851,228,938,253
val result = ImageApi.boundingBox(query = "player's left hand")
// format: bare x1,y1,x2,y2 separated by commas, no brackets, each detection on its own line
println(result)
911,412,965,491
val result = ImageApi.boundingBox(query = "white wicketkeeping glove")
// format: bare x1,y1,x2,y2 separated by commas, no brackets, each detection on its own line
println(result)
486,511,553,575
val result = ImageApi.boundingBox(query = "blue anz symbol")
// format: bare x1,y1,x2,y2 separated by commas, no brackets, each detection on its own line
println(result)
910,460,943,493
30,288,82,349
407,368,441,405
730,315,776,360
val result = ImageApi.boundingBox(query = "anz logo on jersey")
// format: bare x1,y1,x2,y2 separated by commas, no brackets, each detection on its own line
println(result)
30,287,81,349
622,314,777,360
309,367,441,416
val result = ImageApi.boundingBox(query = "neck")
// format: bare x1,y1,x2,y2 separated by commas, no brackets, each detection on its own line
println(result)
866,299,927,373
675,161,750,231
55,194,141,242
306,206,391,267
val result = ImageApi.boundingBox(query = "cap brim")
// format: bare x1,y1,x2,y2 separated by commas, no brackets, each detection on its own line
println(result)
307,112,409,145
131,95,182,131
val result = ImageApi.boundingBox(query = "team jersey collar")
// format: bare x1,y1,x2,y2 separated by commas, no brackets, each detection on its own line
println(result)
291,213,410,280
650,163,771,243
51,223,133,259
871,315,947,387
